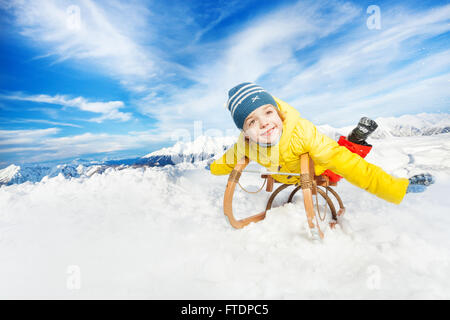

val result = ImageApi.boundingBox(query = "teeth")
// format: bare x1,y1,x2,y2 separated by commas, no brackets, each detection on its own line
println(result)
263,127,274,136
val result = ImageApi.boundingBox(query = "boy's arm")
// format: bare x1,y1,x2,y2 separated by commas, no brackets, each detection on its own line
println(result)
291,118,409,204
210,143,240,176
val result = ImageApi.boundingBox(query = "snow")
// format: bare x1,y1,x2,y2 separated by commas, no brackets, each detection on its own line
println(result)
1,132,449,299
0,165,20,184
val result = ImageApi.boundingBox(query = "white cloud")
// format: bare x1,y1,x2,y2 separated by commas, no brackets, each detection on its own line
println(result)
0,128,61,145
137,1,450,131
3,118,83,128
1,93,132,122
273,4,450,125
4,0,449,127
135,0,363,134
2,0,158,88
0,127,170,163
288,50,450,123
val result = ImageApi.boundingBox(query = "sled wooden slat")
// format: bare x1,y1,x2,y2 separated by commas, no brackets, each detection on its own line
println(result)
300,153,324,239
265,175,274,192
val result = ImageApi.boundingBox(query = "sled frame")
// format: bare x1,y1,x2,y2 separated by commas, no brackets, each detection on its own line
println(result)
223,153,346,239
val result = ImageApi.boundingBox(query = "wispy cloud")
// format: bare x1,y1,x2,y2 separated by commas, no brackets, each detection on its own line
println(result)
1,93,131,122
138,1,450,130
0,127,165,163
4,0,449,128
208,3,448,124
273,4,450,124
1,118,83,128
135,0,363,132
1,0,159,90
0,127,61,145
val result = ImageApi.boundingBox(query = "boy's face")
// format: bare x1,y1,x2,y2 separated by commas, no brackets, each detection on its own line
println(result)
243,104,283,145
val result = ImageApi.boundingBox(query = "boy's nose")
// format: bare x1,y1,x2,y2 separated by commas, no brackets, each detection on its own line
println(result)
260,120,269,129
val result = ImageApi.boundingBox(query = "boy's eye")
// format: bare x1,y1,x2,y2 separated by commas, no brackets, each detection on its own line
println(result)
266,110,272,114
249,120,255,126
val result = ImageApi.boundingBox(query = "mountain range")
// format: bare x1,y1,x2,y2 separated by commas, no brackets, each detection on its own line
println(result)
1,113,449,186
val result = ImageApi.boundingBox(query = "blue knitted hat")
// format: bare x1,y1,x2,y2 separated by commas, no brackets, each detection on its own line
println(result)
226,82,277,130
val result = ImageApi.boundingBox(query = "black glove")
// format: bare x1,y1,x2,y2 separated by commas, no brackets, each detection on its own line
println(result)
347,117,378,146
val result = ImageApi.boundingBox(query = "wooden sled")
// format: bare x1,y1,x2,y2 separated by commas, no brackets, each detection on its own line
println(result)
223,153,345,240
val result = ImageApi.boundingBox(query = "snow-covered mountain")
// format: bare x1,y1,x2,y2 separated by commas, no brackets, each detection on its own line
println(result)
0,164,21,185
317,113,450,140
0,163,106,186
142,135,237,165
1,113,449,186
360,113,449,138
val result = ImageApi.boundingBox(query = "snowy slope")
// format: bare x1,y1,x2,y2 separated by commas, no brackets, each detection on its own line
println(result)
0,132,449,299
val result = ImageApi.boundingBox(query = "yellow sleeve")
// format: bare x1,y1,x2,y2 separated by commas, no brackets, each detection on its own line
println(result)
292,118,409,204
210,143,240,176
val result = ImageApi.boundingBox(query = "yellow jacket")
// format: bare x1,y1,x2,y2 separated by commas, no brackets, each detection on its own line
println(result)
210,97,409,204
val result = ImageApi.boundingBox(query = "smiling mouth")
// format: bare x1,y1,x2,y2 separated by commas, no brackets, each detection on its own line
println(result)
262,127,276,137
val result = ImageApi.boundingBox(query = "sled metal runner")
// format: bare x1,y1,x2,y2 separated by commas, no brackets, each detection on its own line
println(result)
223,153,346,240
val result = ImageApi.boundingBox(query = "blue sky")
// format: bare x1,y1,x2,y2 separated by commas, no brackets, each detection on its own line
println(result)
0,0,449,167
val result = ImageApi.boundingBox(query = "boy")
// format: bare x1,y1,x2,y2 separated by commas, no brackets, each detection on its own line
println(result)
209,82,434,204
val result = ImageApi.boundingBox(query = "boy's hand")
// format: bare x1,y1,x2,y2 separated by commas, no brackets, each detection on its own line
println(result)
204,158,214,170
406,173,435,193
